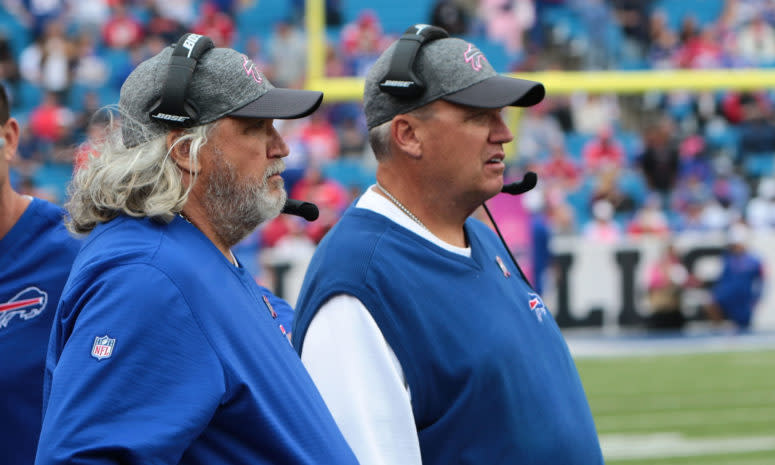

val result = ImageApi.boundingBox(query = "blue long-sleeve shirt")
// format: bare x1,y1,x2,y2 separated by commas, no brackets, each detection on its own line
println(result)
36,215,358,465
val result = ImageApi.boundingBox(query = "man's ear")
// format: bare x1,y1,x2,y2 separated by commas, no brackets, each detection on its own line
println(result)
167,130,200,174
1,118,20,163
391,115,423,159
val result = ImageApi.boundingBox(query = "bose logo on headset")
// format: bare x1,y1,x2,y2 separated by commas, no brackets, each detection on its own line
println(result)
181,34,204,58
378,24,449,99
153,113,190,122
149,33,215,126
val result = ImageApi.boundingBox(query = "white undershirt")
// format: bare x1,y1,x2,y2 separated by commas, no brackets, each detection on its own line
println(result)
301,186,470,465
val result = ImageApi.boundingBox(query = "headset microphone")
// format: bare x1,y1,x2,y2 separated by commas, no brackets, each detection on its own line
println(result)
501,171,538,196
282,199,319,222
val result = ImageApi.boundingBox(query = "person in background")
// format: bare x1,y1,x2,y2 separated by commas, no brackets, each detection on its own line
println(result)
644,242,696,330
34,34,358,465
0,83,81,465
706,222,765,332
293,24,603,465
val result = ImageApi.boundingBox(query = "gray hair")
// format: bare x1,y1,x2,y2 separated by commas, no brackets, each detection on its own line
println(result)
367,105,436,161
66,109,218,235
367,121,392,161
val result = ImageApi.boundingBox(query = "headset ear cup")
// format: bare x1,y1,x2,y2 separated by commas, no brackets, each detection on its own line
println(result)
149,33,214,126
378,24,449,99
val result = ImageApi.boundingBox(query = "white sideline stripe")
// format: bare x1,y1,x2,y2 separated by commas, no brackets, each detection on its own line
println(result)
601,433,775,460
566,331,775,358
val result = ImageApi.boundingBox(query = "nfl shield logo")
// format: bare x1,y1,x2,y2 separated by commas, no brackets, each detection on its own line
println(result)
91,335,116,361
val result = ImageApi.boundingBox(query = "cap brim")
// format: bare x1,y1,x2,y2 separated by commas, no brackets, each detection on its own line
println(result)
230,88,324,120
443,75,545,108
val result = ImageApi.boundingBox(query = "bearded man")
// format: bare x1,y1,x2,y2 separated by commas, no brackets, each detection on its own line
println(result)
34,34,359,465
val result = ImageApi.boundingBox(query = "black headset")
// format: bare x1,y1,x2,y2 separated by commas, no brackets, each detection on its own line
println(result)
148,33,215,127
378,24,449,99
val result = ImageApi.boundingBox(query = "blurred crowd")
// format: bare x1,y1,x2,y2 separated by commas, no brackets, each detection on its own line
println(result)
1,0,775,285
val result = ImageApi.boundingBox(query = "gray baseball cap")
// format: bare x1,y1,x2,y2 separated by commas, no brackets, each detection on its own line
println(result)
364,37,545,129
119,44,323,147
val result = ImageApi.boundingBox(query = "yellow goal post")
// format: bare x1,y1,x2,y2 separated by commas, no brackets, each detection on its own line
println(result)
303,0,775,154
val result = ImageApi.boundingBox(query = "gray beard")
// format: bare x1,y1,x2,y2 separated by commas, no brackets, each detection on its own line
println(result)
202,148,287,247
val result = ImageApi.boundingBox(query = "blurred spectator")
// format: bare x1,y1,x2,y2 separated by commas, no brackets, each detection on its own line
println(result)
289,163,349,243
582,126,625,172
267,20,307,88
737,92,775,156
583,199,621,243
4,0,64,37
706,223,765,331
340,10,387,76
479,0,535,55
746,177,775,228
73,111,110,172
627,194,669,236
570,0,613,69
523,188,552,294
72,32,108,88
610,0,654,60
19,20,74,97
539,140,580,191
571,93,620,136
545,185,577,235
260,216,317,308
147,4,188,43
324,43,347,78
712,161,749,210
326,0,344,27
517,101,565,163
192,1,235,47
674,23,725,69
589,166,636,217
102,4,145,49
638,117,680,196
0,33,20,84
430,0,471,35
151,0,197,28
647,11,679,69
736,16,775,65
70,89,102,140
28,92,73,144
299,109,340,164
644,243,695,330
678,134,712,182
336,115,368,158
68,0,110,32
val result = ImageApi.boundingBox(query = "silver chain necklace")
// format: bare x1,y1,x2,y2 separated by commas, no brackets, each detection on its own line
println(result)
375,183,429,232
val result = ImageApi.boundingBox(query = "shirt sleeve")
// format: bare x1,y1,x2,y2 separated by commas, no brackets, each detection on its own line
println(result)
300,294,423,465
35,263,226,465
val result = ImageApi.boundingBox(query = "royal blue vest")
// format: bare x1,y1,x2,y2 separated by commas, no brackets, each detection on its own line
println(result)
294,207,604,465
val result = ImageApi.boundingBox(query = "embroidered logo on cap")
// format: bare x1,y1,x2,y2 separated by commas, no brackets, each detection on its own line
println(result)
91,335,116,361
242,55,263,84
463,43,486,71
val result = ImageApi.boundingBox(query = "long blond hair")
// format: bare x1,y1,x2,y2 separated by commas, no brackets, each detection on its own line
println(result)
66,109,217,234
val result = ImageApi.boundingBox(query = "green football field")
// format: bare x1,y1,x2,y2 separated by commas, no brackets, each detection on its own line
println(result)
576,349,775,464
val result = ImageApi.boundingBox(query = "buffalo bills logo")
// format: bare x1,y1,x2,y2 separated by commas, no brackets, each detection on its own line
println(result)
242,55,263,84
463,43,486,71
527,292,547,323
0,287,48,329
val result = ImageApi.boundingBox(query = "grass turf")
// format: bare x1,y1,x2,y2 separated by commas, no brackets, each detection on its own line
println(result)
575,350,775,464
